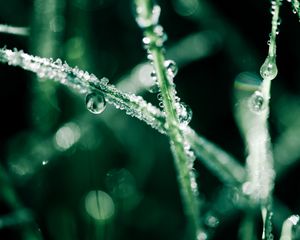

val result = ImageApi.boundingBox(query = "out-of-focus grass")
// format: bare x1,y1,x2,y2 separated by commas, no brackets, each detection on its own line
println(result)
0,0,300,239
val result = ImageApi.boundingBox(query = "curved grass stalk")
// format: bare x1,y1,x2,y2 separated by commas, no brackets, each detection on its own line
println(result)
280,215,300,240
236,0,282,238
133,0,204,237
0,47,245,188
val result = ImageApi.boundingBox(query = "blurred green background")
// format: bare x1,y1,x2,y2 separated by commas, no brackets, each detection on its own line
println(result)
0,0,300,239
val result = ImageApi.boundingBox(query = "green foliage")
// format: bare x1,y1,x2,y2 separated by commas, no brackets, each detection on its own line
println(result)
0,0,300,240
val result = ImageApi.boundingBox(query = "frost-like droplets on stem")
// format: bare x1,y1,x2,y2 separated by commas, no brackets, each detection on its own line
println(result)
86,92,106,114
260,56,278,81
248,91,266,113
280,215,300,240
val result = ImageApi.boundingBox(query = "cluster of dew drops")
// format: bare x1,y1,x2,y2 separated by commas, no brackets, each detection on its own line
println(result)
136,3,193,126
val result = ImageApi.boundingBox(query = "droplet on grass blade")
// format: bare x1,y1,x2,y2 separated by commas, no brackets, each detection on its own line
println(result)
260,56,278,81
86,92,106,114
164,59,178,78
248,91,265,113
178,102,193,125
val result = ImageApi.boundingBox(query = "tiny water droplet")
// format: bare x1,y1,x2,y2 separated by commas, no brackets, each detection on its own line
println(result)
149,83,160,93
178,102,193,125
142,37,151,48
135,4,161,28
205,214,220,228
197,231,208,240
86,92,106,114
164,60,178,78
277,17,282,25
249,91,265,113
54,58,62,66
150,71,157,81
42,160,48,166
157,93,163,101
100,77,109,85
260,56,278,80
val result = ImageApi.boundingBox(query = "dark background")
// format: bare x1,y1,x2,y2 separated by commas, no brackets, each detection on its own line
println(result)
0,0,300,239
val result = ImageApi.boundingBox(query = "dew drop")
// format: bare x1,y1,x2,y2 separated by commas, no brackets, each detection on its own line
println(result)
197,231,208,240
248,91,265,113
42,160,48,166
157,93,163,101
205,214,220,228
164,60,178,78
260,56,278,81
178,102,193,125
86,92,106,114
54,58,62,66
100,77,109,85
135,4,161,28
149,83,160,93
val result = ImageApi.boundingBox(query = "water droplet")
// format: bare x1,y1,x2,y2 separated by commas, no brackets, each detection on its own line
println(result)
100,77,109,85
277,17,282,25
135,4,161,28
142,37,151,48
197,231,208,240
260,56,278,80
248,91,265,113
42,160,48,166
164,60,178,78
178,102,193,125
86,92,106,114
205,214,220,228
54,58,62,66
157,93,163,101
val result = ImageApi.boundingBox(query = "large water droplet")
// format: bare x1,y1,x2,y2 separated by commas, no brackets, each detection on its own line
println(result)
86,92,106,114
248,91,265,113
260,56,278,81
164,60,178,78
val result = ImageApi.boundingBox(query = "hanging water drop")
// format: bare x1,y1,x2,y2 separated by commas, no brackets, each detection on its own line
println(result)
178,102,193,125
164,60,178,78
248,91,265,113
86,92,106,114
260,56,278,81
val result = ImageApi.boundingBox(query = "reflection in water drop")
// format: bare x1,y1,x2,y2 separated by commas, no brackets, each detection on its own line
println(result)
86,92,106,114
84,190,115,221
